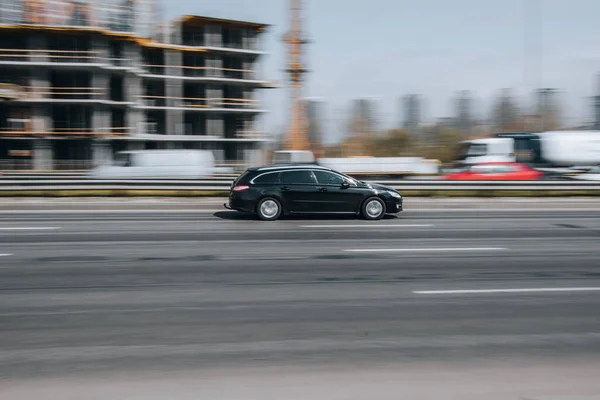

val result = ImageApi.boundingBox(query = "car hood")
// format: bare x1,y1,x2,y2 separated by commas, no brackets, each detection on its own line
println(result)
364,182,396,192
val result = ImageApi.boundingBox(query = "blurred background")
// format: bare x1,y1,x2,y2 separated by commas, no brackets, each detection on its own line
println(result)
1,0,599,181
3,2,600,400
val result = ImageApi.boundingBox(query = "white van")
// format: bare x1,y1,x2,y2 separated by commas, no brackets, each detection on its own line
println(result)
89,150,216,179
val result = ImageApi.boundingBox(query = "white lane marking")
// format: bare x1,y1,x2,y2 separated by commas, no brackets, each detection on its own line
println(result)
414,287,600,295
1,208,599,214
0,254,13,257
302,224,433,228
345,247,507,253
0,209,225,214
0,227,60,231
406,208,600,212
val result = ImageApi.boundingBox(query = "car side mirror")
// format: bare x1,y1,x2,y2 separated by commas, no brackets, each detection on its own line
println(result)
341,181,350,189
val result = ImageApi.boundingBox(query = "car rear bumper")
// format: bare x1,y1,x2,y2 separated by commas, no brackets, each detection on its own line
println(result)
226,194,256,213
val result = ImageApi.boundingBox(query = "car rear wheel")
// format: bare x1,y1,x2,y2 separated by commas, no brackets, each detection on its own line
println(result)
257,197,282,221
361,197,386,220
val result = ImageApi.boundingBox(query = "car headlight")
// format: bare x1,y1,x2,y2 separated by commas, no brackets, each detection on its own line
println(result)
388,191,402,199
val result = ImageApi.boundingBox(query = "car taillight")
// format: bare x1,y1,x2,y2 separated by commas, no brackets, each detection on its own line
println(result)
232,185,250,192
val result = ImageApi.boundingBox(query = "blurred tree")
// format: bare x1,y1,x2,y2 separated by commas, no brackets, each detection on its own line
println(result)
402,127,465,164
368,129,412,157
332,126,466,164
323,145,342,158
432,128,465,163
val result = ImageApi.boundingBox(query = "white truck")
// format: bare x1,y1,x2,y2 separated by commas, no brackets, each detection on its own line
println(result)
89,150,216,179
272,151,440,178
457,131,600,169
272,150,316,164
567,166,600,181
317,157,440,177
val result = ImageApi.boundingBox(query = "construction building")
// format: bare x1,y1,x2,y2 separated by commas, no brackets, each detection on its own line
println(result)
305,98,324,156
0,0,272,170
535,88,561,131
453,90,473,135
342,98,377,157
592,74,600,130
401,94,421,133
492,88,520,132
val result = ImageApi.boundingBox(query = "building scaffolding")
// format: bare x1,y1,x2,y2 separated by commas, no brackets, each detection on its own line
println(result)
0,5,273,170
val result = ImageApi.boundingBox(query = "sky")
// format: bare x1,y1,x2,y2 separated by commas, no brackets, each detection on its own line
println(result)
164,0,600,144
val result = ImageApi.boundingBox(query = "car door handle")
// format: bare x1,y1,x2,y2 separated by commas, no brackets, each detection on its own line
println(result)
281,187,290,192
318,187,328,192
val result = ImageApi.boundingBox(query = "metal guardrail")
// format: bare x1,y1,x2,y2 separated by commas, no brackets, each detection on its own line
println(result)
0,173,240,178
1,179,600,192
381,181,600,191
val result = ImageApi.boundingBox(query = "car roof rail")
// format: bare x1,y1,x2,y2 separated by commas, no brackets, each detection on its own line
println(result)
257,163,331,171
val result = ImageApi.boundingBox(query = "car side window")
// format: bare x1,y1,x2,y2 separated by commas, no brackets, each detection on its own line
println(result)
313,170,344,185
280,170,317,185
253,172,280,185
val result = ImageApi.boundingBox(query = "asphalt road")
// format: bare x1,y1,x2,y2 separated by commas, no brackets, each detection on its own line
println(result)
1,199,600,399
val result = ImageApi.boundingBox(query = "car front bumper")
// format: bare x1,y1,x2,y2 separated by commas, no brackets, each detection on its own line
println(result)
384,198,403,213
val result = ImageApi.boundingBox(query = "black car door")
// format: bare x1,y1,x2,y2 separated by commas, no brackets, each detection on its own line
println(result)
312,170,364,212
278,170,320,212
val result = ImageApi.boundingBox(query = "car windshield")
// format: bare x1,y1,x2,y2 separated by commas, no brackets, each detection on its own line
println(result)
467,143,488,157
336,171,360,185
233,170,252,186
455,142,471,160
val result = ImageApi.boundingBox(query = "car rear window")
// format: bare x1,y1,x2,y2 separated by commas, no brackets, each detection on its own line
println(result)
233,171,252,186
280,170,316,184
253,172,280,185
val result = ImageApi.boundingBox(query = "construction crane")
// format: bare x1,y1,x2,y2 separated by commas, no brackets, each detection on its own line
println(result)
283,0,311,152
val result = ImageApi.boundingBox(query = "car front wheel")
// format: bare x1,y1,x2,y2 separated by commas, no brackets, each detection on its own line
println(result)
257,197,282,221
361,197,386,220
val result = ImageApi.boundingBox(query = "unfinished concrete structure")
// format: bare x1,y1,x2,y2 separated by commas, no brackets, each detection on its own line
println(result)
0,0,271,170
